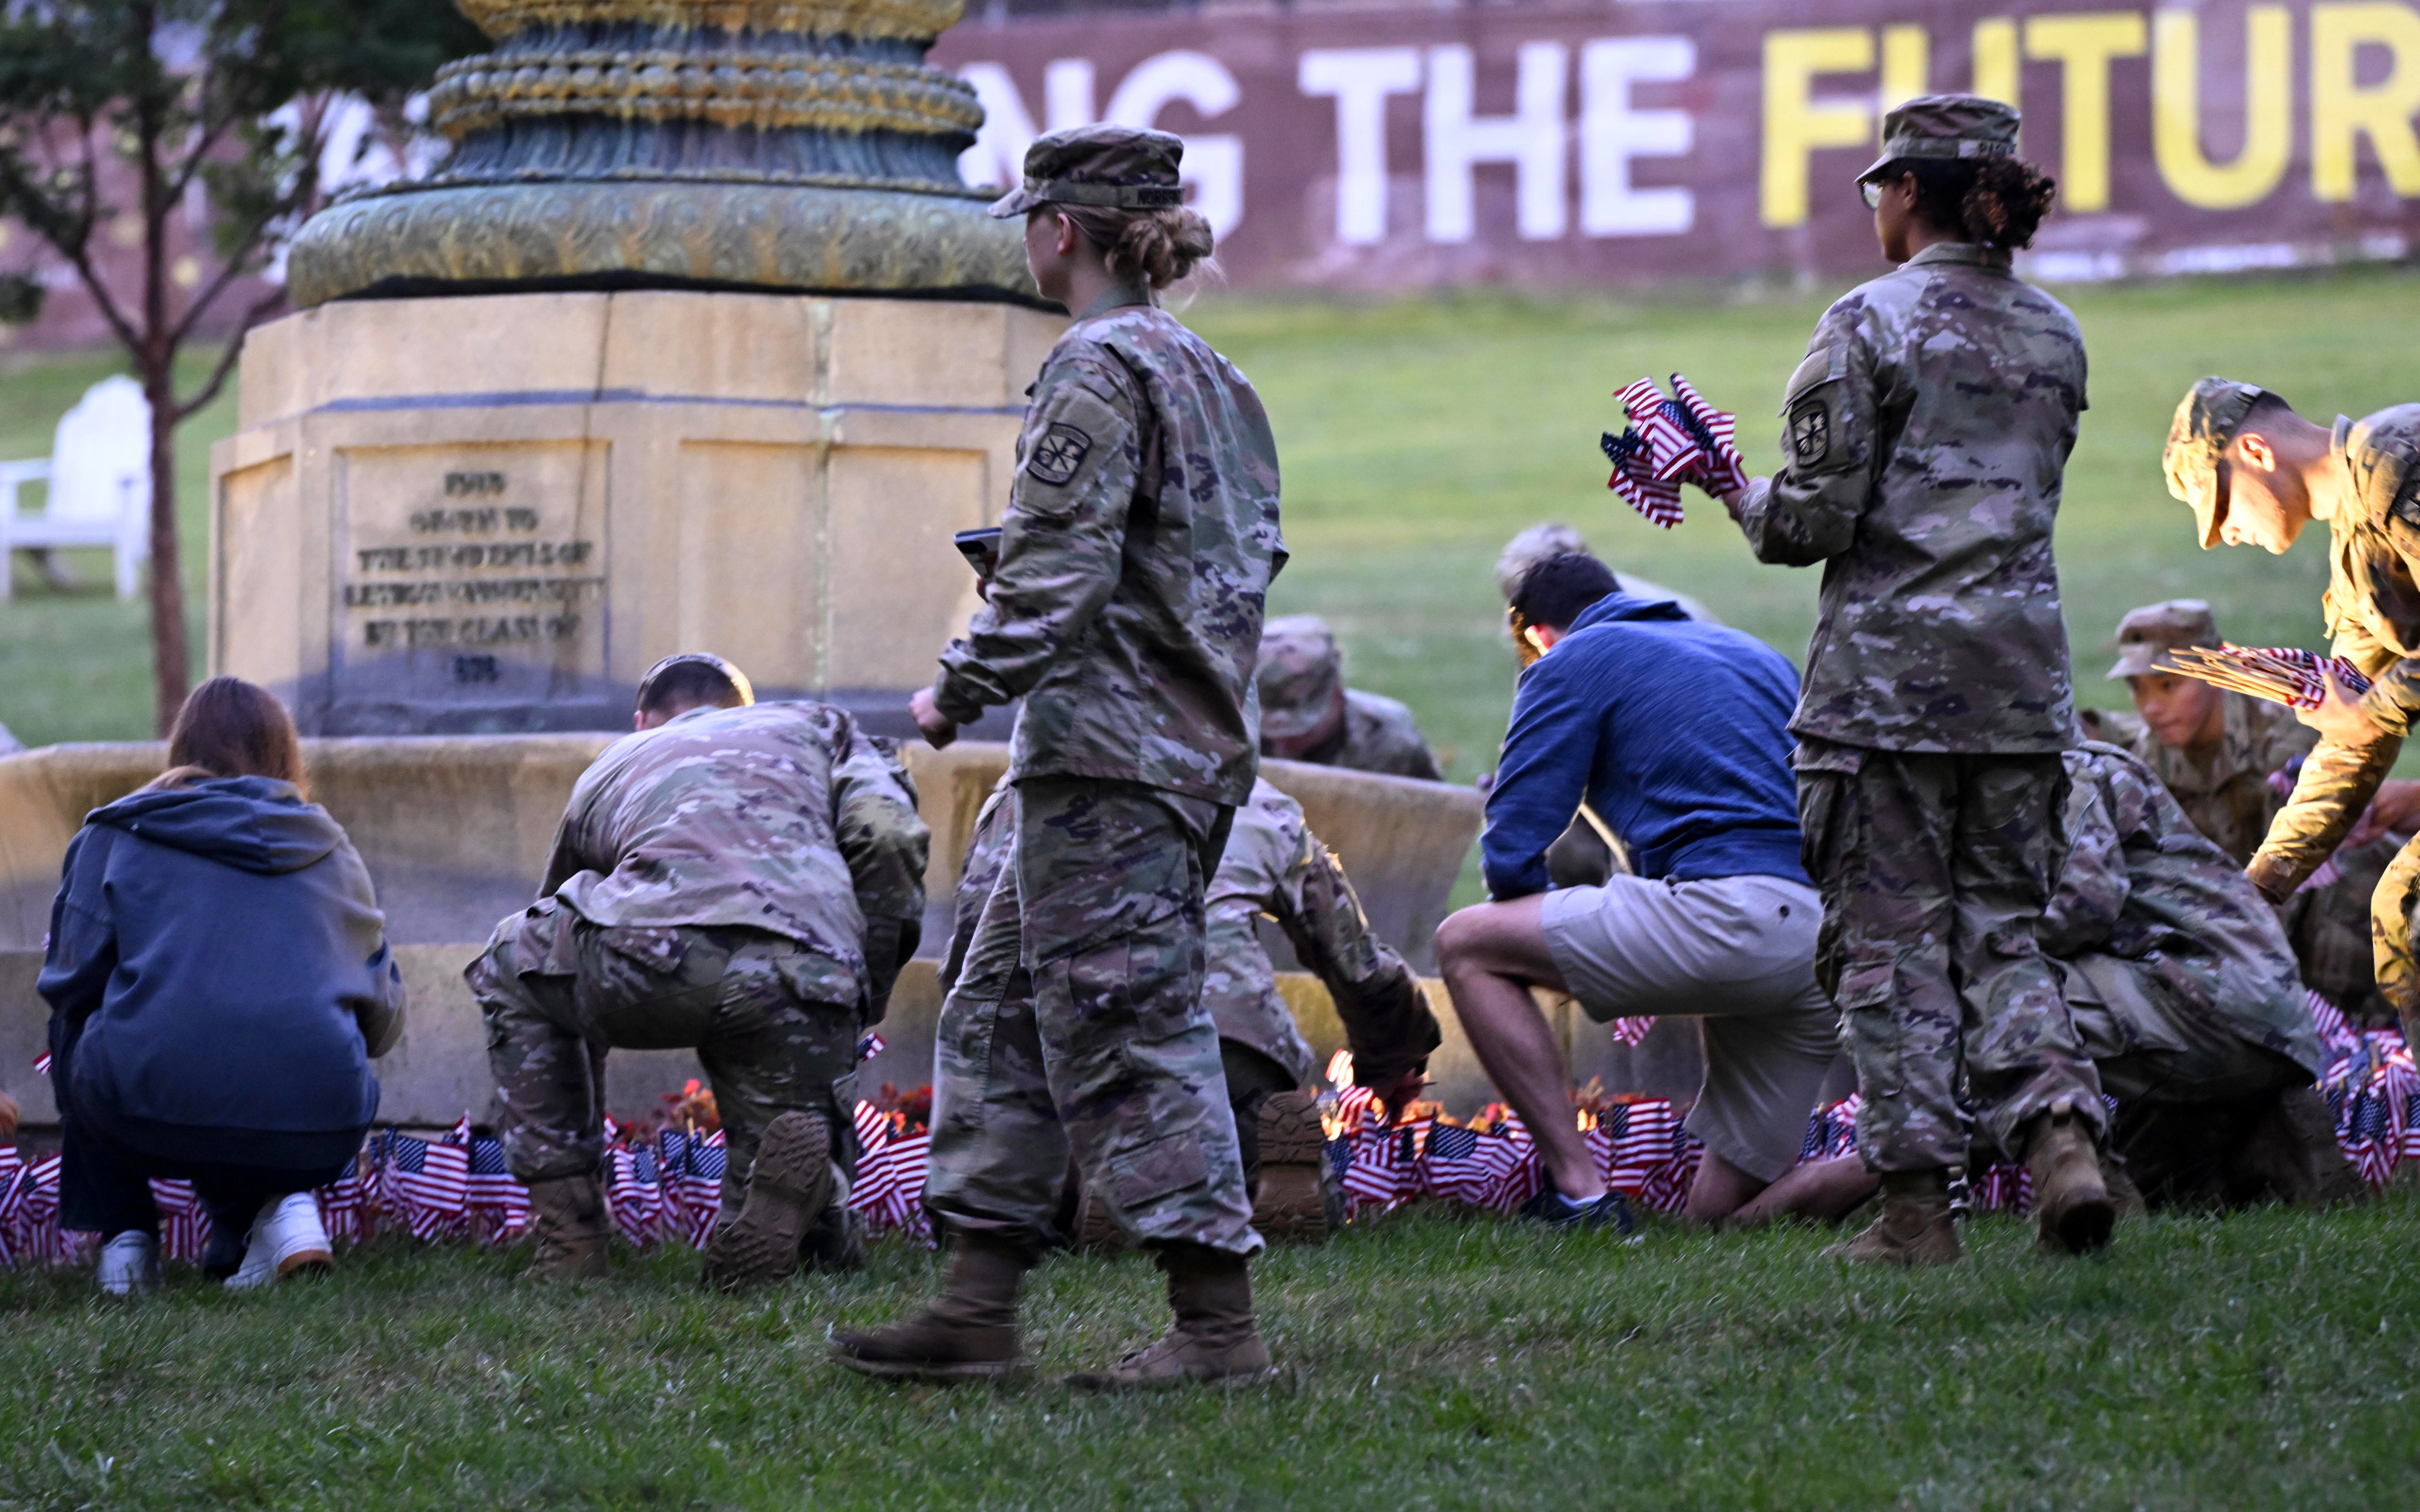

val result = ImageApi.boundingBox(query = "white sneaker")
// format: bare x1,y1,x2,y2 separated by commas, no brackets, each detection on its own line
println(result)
96,1231,161,1295
224,1193,333,1289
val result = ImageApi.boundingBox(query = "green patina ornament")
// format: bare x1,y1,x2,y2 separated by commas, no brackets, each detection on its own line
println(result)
285,0,1035,307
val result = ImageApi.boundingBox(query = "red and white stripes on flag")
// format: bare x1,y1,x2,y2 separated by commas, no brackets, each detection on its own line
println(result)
1603,374,1751,529
1609,1017,1656,1048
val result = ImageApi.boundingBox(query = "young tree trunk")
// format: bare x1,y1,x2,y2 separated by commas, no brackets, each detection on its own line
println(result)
144,365,187,735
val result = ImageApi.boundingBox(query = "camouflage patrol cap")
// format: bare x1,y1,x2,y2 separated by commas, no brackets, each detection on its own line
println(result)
1255,614,1344,741
1860,94,2022,182
988,124,1187,219
635,652,754,712
2163,377,2276,549
2105,599,2220,680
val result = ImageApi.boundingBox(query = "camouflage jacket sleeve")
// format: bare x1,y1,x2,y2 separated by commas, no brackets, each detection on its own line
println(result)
931,351,1143,725
2039,754,2128,957
831,722,932,1018
2246,618,2403,902
1733,299,1876,567
538,745,627,900
1269,822,1441,1088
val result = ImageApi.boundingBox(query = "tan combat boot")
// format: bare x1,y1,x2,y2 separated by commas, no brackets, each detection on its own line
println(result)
2226,1085,2368,1208
702,1111,834,1292
2101,1152,2148,1219
1250,1091,1332,1244
1064,1242,1276,1390
830,1232,1034,1382
1822,1169,1962,1265
526,1174,611,1280
2026,1099,2116,1255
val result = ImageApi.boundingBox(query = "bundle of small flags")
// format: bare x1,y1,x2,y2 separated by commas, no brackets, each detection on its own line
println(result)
1600,374,1750,528
2321,1025,2420,1190
2165,644,2374,712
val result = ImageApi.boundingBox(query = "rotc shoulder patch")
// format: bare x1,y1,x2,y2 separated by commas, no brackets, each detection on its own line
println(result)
1789,397,1832,467
1027,423,1093,486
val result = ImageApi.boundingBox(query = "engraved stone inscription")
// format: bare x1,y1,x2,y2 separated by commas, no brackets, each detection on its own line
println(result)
337,445,607,681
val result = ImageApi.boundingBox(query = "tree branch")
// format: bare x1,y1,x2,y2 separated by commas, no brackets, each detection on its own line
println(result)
173,281,286,423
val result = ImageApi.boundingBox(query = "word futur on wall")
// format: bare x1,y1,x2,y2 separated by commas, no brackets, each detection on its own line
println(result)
931,0,2420,288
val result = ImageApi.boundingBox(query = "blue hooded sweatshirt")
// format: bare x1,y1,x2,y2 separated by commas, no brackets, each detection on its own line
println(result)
39,776,404,1141
1482,594,1808,898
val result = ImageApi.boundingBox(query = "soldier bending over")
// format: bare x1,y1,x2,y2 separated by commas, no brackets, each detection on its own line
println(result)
2163,377,2420,1053
466,654,928,1286
1789,743,2363,1218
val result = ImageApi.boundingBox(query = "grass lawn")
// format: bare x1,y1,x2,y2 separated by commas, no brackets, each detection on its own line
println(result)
1,1194,2413,1508
4,277,2418,1507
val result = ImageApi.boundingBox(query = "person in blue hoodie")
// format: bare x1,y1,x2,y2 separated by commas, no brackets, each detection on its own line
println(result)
40,677,404,1294
1435,554,1837,1226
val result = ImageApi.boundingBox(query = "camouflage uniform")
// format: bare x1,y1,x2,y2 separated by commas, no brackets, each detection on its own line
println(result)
946,776,1439,1196
1732,101,2099,1171
923,282,1285,1256
2086,599,2317,865
1255,615,1442,781
467,701,929,1212
2044,744,2329,1197
2043,745,2322,1102
2166,385,2420,1038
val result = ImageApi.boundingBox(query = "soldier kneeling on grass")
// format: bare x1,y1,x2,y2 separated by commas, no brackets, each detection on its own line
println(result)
1785,742,2365,1222
466,653,929,1286
944,773,1441,1245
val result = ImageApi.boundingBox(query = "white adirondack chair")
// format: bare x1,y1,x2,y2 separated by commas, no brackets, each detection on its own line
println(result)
1,375,152,601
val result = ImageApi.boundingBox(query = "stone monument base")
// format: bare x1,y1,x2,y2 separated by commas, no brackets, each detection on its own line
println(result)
208,289,1063,737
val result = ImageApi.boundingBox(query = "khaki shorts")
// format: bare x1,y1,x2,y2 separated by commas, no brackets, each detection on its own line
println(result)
1540,873,1838,1182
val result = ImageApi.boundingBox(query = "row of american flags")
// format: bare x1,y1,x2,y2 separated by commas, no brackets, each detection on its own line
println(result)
2,993,2412,1269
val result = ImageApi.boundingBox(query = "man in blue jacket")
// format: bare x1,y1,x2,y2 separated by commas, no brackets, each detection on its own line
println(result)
1435,554,1837,1224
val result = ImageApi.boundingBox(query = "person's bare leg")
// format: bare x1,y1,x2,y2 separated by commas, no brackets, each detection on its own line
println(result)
1728,1154,1880,1226
1680,1149,1768,1224
1434,898,1604,1202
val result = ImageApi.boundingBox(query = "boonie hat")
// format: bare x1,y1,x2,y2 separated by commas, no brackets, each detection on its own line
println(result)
2105,600,2220,680
2163,377,2276,550
988,124,1186,219
1255,614,1344,741
1860,93,2021,182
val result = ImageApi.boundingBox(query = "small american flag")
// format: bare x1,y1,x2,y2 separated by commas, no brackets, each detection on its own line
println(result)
852,1099,891,1156
1419,1124,1494,1207
847,1131,930,1239
148,1179,212,1263
465,1134,529,1240
856,1032,886,1063
1609,1017,1656,1048
2307,990,2357,1058
379,1132,469,1241
607,1142,662,1245
1606,377,1689,527
674,1130,726,1247
1668,374,1750,497
1324,1049,1354,1088
32,1051,49,1076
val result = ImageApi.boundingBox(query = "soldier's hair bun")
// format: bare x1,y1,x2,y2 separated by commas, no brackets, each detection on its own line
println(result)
1063,204,1218,290
1961,157,2057,250
1903,156,2058,250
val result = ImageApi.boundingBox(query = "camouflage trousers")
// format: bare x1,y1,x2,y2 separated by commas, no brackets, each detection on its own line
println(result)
1798,747,2104,1171
2370,833,2420,1046
2055,955,2307,1107
465,899,860,1214
924,776,1260,1256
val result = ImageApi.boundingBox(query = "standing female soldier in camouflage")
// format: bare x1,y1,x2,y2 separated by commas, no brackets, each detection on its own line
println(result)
1715,96,2112,1263
832,124,1286,1384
